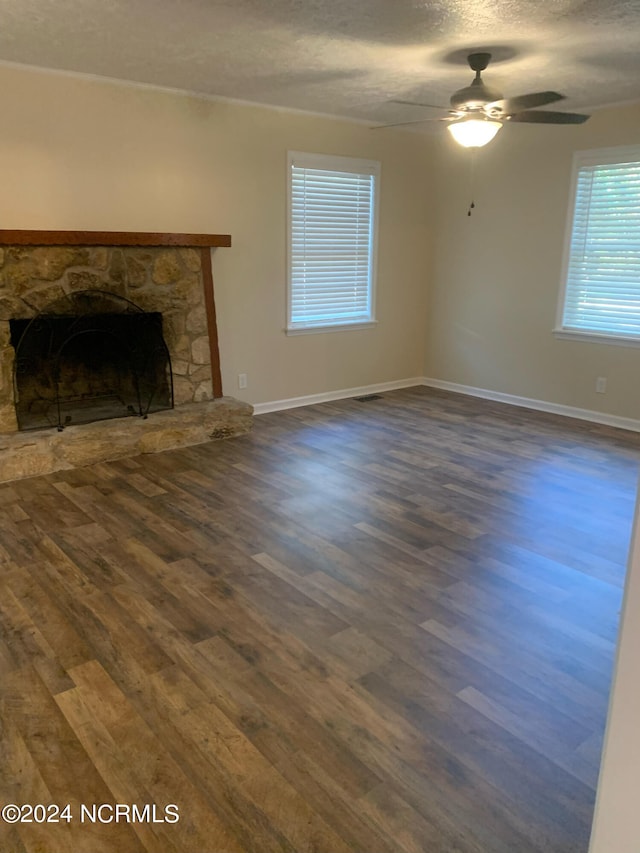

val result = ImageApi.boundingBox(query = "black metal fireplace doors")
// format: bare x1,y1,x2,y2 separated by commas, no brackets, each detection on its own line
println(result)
11,290,174,431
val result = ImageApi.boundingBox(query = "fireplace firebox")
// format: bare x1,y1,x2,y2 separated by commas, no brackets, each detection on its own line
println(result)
11,290,173,431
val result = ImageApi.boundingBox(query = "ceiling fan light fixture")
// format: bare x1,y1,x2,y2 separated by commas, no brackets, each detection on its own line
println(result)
447,117,502,148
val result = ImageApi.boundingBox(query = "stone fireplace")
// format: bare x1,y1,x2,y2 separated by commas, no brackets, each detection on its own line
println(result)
0,230,252,482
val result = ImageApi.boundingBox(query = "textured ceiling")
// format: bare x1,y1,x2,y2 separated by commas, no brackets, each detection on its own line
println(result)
0,0,638,128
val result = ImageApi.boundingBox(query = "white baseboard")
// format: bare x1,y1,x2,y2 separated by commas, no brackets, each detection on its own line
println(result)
422,377,640,433
252,375,640,432
252,377,425,415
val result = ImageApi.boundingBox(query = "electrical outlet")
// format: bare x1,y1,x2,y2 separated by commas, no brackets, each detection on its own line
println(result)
238,373,247,390
596,377,607,394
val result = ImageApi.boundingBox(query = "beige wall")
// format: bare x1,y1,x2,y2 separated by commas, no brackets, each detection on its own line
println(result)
0,63,433,405
425,103,640,420
6,62,639,418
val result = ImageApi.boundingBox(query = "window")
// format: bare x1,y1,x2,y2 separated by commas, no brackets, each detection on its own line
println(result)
287,152,380,333
556,145,640,344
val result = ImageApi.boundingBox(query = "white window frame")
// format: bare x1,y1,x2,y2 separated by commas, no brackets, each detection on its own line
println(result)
555,144,640,347
286,151,380,334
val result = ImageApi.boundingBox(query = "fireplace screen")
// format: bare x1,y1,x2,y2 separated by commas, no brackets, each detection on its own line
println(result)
11,290,173,431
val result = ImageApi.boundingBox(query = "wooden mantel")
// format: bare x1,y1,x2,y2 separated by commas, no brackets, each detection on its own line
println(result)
0,230,231,247
0,229,231,398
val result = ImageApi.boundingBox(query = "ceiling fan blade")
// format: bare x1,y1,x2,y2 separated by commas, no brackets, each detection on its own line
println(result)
391,99,448,110
508,110,590,124
488,91,565,114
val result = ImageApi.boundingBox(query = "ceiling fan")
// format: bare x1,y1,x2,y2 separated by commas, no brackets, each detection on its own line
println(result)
377,52,590,147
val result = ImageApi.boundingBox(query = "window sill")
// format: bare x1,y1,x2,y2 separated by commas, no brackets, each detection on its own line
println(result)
553,328,640,348
286,321,378,336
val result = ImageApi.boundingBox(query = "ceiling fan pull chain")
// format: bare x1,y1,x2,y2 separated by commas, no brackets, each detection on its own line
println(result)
468,149,477,216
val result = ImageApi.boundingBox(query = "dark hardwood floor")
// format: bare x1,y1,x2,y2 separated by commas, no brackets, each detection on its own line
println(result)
0,386,638,853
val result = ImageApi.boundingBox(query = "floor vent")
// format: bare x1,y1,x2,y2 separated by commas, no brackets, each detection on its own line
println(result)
354,394,383,402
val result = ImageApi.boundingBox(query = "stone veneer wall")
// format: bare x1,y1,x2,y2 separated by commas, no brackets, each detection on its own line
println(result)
0,245,214,433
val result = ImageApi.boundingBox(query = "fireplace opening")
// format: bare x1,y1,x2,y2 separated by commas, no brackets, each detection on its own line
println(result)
11,290,173,431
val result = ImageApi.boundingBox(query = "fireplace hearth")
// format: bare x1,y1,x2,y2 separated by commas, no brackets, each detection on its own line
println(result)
11,290,173,431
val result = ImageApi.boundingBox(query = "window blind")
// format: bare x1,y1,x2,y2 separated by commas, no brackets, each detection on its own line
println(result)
288,156,378,330
562,156,640,338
